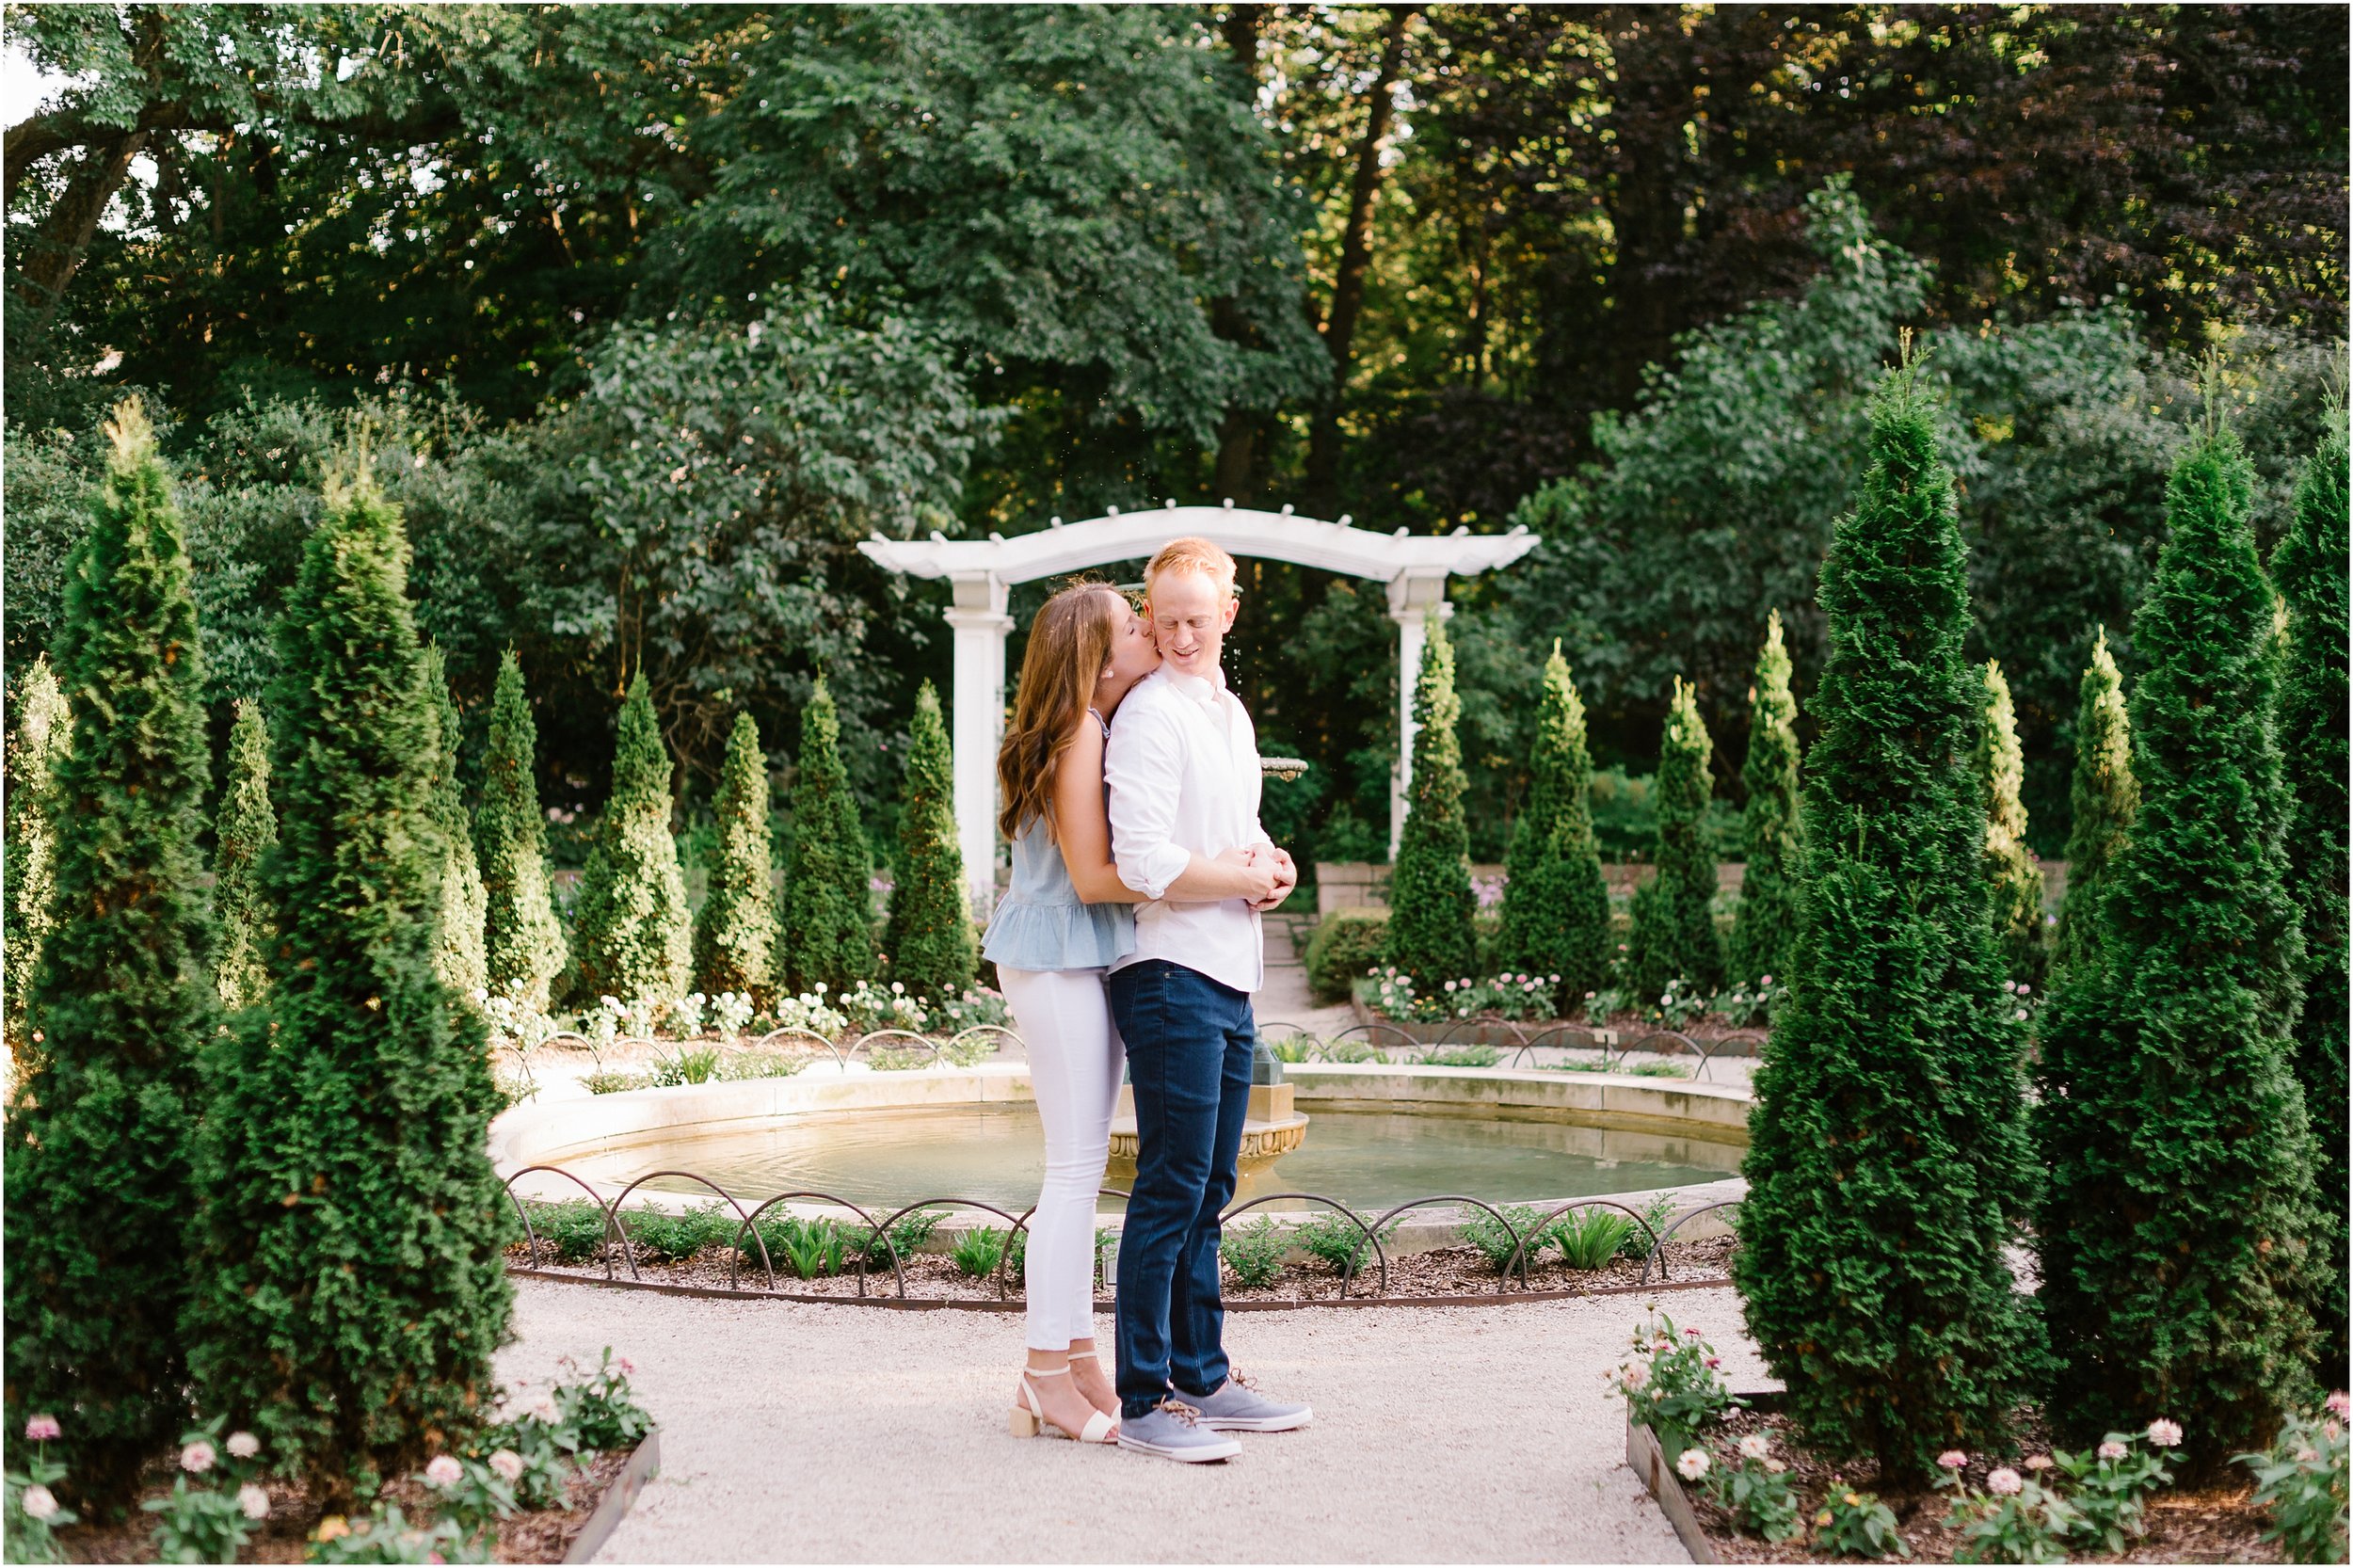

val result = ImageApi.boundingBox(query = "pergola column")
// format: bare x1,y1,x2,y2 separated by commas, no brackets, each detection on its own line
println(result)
1387,571,1455,860
943,573,1012,917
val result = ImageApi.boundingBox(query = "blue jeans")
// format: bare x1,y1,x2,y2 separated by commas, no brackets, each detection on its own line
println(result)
1107,959,1256,1419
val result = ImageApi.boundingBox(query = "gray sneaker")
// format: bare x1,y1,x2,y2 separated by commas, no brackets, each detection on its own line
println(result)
1173,1371,1313,1432
1117,1400,1242,1464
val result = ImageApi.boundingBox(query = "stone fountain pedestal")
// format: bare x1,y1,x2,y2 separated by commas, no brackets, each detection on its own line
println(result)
1105,1081,1309,1166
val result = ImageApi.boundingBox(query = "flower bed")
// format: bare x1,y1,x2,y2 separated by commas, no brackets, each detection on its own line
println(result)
1610,1310,2345,1564
18,1352,658,1566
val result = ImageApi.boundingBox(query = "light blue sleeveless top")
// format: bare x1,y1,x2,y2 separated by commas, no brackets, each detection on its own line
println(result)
982,711,1136,972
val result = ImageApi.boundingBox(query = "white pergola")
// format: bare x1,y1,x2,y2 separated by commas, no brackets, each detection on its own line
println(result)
859,503,1542,911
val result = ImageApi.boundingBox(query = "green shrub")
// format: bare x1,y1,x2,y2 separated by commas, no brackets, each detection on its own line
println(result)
2052,630,2137,980
1497,643,1612,1007
572,674,692,1003
692,712,779,1005
3,652,71,1057
1553,1207,1637,1270
618,1204,733,1263
1417,1044,1500,1067
649,1045,723,1086
2236,1402,2350,1565
520,1200,613,1264
213,697,277,1013
780,679,874,994
950,1226,1008,1278
1626,678,1726,997
1221,1216,1289,1288
1460,1204,1547,1272
1386,619,1477,988
424,645,488,1000
5,402,217,1504
1304,909,1388,1003
1728,612,1802,989
478,651,567,1011
1977,659,2046,984
883,681,978,999
843,1208,942,1270
1294,1210,1397,1279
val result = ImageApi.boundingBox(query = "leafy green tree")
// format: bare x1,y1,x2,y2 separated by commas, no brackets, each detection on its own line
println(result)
1627,679,1727,998
477,650,566,1009
572,674,692,1005
1386,619,1478,990
214,698,277,1012
1496,643,1609,1007
1728,613,1802,988
1978,660,2048,983
4,653,71,1054
2032,420,2320,1464
185,464,510,1507
2271,416,2348,1377
693,712,779,1006
781,679,874,996
883,682,977,1000
2052,631,2137,979
1734,351,2041,1484
424,645,487,1001
4,401,216,1505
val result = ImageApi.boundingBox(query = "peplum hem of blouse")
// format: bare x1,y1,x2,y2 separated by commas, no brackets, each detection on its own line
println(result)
982,895,1136,972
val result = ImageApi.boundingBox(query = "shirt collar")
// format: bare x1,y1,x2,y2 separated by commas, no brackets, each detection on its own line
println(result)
1160,664,1225,712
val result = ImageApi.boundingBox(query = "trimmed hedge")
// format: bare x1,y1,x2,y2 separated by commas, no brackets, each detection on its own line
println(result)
1305,908,1389,1003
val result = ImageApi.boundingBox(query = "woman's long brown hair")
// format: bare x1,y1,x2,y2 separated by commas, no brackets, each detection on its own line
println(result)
997,581,1121,842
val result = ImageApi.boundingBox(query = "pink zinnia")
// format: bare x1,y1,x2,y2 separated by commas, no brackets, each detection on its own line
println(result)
619,1356,637,1376
1684,1326,1703,1339
2097,1440,2129,1461
489,1449,525,1483
1987,1468,2023,1496
2147,1418,2182,1448
424,1455,463,1488
1705,1355,1721,1369
237,1485,270,1521
1936,1449,1968,1471
24,1415,59,1443
180,1440,216,1474
2025,1455,2053,1472
2328,1391,2351,1418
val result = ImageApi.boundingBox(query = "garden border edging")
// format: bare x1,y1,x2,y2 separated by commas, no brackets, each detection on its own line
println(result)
563,1428,662,1564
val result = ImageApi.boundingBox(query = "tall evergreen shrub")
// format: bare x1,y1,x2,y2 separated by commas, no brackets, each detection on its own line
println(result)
883,681,978,1000
1734,351,2041,1483
1979,660,2047,983
4,653,71,1054
1385,618,1478,990
572,674,691,1004
1728,613,1802,987
4,401,216,1504
186,465,510,1506
2275,417,2349,1376
2052,631,2136,979
477,651,566,1009
1628,679,1727,998
214,698,278,1012
693,712,779,1004
2032,420,2320,1464
424,646,488,1001
1496,643,1610,1009
781,678,874,995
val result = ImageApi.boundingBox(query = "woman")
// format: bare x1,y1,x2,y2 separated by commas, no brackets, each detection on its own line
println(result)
984,580,1277,1445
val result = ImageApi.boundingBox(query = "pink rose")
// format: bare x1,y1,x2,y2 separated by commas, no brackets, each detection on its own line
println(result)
1987,1468,2023,1496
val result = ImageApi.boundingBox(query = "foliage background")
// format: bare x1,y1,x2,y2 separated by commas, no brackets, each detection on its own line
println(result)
4,4,2344,864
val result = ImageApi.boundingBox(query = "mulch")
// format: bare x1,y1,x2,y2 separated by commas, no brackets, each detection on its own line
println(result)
502,1234,1737,1304
56,1446,633,1564
1685,1400,2279,1564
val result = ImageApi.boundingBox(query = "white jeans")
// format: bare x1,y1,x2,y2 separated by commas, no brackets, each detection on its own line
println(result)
998,966,1125,1352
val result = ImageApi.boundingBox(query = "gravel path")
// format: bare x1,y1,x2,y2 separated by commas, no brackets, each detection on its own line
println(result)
502,1274,1774,1563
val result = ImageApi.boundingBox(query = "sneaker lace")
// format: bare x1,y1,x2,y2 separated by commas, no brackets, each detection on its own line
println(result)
1154,1398,1203,1425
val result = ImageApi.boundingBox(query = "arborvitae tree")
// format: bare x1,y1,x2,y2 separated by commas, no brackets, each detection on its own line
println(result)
424,646,488,1001
2276,417,2349,1378
4,401,216,1504
4,653,71,1055
1385,617,1478,990
1628,678,1727,998
2052,631,2137,980
1734,350,2041,1484
883,681,978,1000
2033,420,2320,1465
214,698,278,1012
572,674,692,1004
1728,613,1803,988
1496,643,1610,1009
693,712,779,1004
186,465,509,1507
1978,660,2047,984
780,678,874,994
477,650,566,1009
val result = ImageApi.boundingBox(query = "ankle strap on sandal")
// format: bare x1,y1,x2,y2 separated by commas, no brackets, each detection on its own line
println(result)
1024,1364,1073,1378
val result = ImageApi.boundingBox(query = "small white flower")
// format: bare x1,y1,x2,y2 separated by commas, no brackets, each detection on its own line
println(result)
488,1449,524,1483
2147,1418,2182,1448
2014,1008,2029,1021
424,1455,463,1488
1738,1433,1771,1461
227,1431,260,1459
181,1440,216,1474
2097,1440,2129,1460
237,1484,270,1521
20,1484,57,1521
1676,1448,1710,1481
1987,1467,2023,1496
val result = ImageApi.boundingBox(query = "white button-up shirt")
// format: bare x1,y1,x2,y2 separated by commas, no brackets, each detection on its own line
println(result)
1105,665,1273,996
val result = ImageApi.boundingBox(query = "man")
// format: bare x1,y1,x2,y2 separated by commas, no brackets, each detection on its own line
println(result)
1103,536,1312,1464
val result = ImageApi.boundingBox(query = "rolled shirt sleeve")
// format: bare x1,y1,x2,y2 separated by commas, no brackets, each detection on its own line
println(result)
1106,699,1194,901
